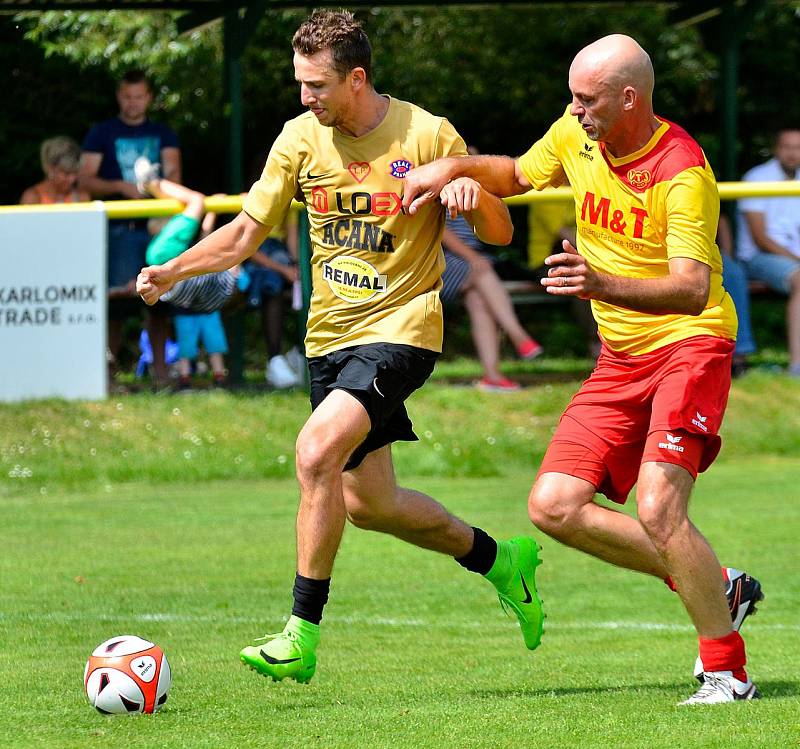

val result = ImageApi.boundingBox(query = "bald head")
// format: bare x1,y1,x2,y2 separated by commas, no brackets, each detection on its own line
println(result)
568,34,657,152
571,34,654,104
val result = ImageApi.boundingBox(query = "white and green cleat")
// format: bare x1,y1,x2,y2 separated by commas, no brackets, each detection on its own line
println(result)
239,615,319,683
486,536,545,650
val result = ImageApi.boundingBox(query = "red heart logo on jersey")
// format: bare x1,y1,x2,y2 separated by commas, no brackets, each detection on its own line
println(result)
348,162,371,183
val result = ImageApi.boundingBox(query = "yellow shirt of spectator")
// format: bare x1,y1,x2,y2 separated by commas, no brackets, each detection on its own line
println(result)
518,107,737,355
244,97,467,357
527,200,575,268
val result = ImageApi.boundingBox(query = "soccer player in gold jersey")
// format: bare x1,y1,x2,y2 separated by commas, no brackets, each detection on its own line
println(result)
137,10,545,683
404,34,763,705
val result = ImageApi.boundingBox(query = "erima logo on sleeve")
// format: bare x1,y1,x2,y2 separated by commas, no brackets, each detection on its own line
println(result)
322,256,388,302
658,433,685,452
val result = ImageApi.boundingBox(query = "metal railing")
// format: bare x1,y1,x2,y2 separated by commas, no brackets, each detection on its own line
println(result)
3,180,800,217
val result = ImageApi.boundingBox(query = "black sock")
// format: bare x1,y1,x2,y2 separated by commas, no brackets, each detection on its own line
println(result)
455,527,498,575
291,573,331,625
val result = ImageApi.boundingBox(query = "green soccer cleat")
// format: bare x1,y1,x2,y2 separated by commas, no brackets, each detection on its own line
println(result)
486,536,545,651
239,615,319,683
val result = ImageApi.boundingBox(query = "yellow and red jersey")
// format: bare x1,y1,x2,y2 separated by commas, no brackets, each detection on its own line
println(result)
518,107,737,354
244,97,466,357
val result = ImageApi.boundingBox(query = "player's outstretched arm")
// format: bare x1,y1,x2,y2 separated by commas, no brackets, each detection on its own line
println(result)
440,178,513,246
137,210,271,305
403,156,531,215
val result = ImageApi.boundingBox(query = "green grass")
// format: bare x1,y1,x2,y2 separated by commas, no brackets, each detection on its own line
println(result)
2,368,799,746
2,365,799,494
1,463,799,748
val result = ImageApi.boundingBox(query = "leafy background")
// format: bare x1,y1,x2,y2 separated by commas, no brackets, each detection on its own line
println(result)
3,3,800,204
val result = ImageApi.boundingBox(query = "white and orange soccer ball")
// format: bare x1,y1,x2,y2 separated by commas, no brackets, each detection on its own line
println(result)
84,635,171,714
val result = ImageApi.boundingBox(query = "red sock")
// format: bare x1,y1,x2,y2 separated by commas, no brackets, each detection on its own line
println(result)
698,631,747,681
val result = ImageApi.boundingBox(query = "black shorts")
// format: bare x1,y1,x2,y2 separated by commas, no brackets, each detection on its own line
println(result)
308,343,439,471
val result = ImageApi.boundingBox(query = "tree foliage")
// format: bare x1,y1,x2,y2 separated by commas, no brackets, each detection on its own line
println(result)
3,3,799,205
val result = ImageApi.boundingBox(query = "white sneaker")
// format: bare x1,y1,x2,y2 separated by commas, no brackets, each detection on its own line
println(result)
266,355,301,389
134,156,160,195
679,671,760,706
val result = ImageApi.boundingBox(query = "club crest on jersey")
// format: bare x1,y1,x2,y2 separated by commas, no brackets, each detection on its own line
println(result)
348,162,371,183
627,168,652,190
389,159,413,179
323,255,388,303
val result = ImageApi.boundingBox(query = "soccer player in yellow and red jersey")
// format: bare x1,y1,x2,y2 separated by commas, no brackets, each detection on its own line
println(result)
136,10,546,684
404,34,763,705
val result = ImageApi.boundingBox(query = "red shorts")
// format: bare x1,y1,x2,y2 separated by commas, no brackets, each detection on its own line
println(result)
538,335,735,504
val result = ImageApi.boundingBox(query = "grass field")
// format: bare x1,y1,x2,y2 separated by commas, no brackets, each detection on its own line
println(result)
1,370,799,747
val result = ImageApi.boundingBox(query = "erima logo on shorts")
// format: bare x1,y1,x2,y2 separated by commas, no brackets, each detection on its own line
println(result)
691,411,709,432
323,256,388,303
657,433,685,453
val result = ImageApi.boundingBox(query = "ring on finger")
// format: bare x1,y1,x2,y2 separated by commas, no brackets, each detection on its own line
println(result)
561,276,568,287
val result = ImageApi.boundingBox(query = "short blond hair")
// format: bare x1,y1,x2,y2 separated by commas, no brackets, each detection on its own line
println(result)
40,136,81,174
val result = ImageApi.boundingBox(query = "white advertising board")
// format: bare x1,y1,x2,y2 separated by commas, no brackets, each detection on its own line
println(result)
0,205,107,401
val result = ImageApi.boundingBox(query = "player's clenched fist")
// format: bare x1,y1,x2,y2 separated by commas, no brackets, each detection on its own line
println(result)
402,157,458,215
136,265,176,305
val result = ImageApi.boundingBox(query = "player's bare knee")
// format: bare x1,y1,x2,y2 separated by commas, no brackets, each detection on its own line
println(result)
637,496,684,551
295,432,340,484
344,502,378,530
342,488,387,530
528,486,574,536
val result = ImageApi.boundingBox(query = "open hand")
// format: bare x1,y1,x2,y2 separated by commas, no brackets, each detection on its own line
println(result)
540,239,597,298
439,177,481,219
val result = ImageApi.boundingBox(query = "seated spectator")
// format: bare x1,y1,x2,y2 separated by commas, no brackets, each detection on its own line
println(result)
442,213,543,392
737,128,800,376
717,213,756,376
244,211,304,389
138,161,233,390
19,136,91,204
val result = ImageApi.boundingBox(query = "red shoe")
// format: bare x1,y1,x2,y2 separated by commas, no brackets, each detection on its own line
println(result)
516,338,543,360
477,376,521,392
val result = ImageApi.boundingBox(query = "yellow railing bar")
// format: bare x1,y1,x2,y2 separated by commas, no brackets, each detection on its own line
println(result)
504,181,800,204
1,181,799,217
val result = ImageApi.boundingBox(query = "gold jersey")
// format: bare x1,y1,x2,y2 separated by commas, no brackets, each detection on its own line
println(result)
519,108,737,354
244,97,467,357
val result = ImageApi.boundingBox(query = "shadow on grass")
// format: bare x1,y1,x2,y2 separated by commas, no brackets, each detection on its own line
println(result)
758,680,800,699
470,682,683,700
471,679,800,700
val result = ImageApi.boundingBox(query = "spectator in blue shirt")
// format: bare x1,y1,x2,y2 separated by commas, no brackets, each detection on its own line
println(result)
79,69,182,389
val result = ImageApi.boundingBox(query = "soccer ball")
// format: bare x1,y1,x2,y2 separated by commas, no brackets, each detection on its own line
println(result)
84,635,171,714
